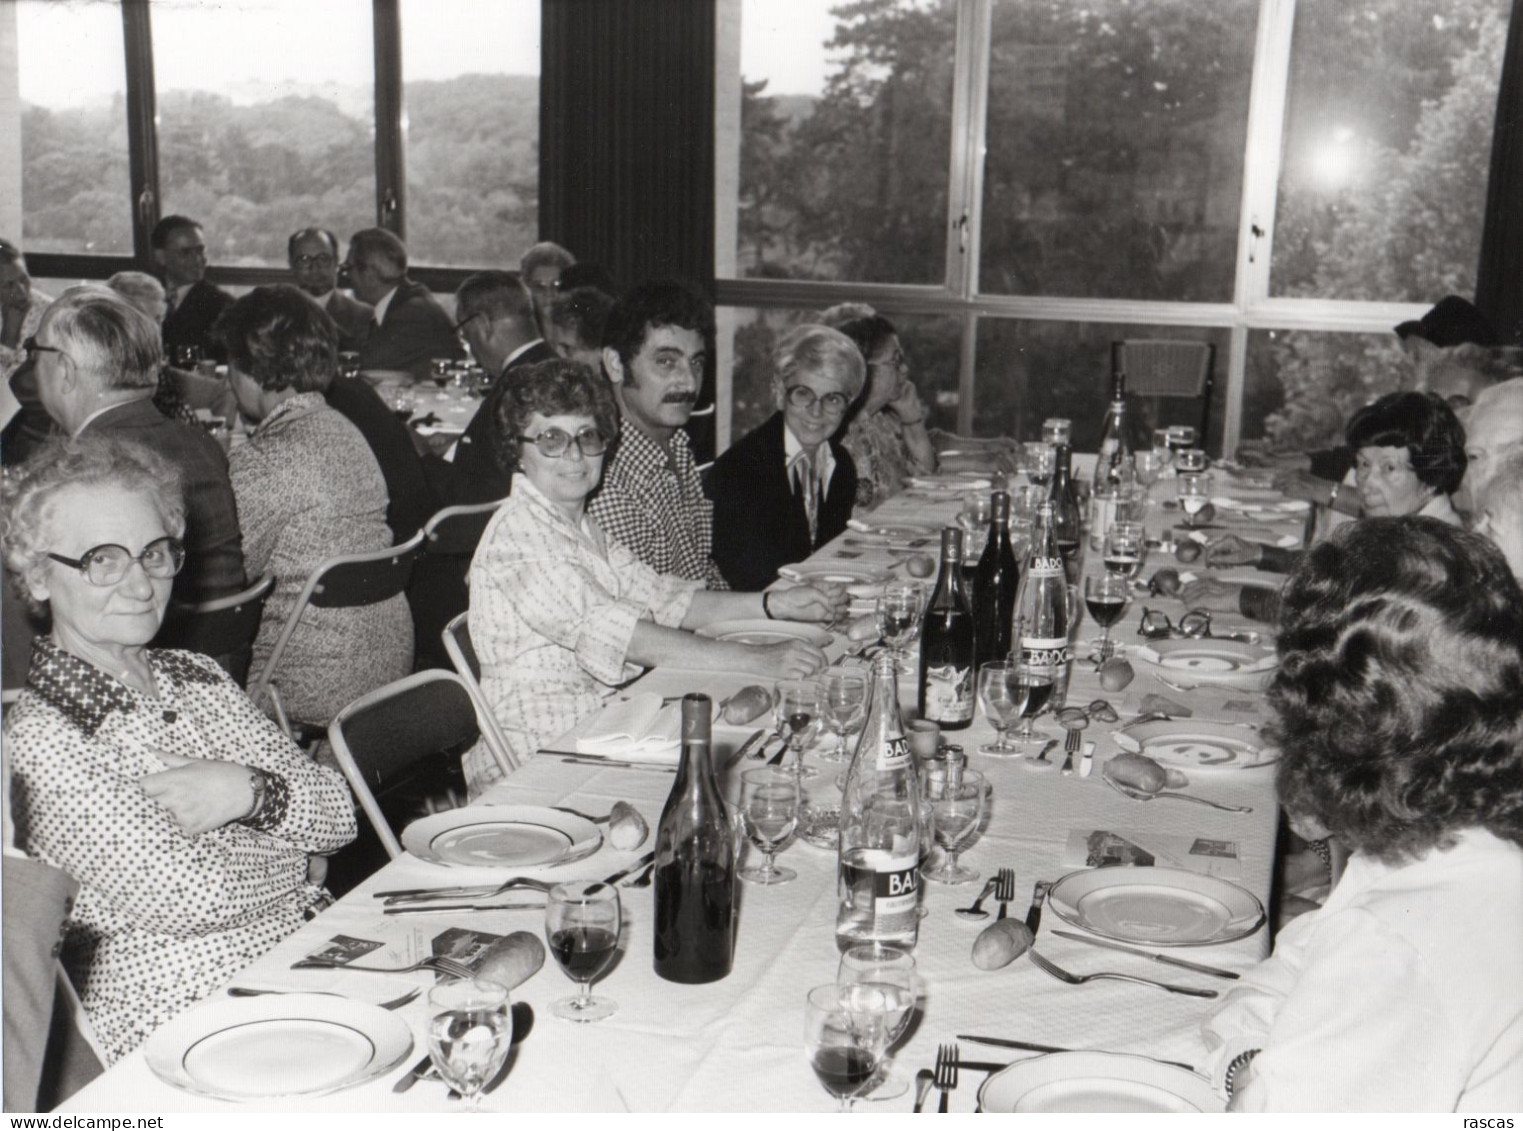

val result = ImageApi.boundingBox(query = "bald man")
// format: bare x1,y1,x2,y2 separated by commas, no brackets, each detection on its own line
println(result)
1458,377,1523,514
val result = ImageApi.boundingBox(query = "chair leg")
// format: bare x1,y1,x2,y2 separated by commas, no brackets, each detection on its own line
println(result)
267,683,295,740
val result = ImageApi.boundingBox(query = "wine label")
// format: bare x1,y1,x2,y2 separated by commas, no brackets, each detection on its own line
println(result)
1027,555,1063,577
923,663,974,723
1020,637,1071,670
876,735,912,772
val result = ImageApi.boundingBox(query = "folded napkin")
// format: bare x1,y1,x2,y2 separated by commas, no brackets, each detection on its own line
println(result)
575,694,684,763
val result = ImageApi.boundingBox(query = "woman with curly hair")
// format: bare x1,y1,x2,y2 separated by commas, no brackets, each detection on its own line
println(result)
1201,517,1523,1111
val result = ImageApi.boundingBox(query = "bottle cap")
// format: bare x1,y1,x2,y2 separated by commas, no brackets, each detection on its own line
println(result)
940,526,963,563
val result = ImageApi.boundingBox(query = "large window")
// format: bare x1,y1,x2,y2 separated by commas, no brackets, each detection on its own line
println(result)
399,0,539,267
152,0,376,266
16,0,132,255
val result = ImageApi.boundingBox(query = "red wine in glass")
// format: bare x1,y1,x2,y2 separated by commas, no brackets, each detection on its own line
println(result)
1017,675,1054,723
1085,595,1128,628
549,925,619,982
811,1045,878,1100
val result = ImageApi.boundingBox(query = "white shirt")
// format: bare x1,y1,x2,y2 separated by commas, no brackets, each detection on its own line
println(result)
372,286,399,326
781,421,837,497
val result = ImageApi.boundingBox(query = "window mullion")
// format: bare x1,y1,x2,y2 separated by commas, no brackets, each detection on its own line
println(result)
373,0,405,236
121,0,159,268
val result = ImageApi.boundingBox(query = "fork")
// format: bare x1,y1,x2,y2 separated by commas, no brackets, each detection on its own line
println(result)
1059,727,1082,775
380,876,554,906
620,861,656,888
1027,949,1218,998
228,986,422,1010
291,954,476,979
933,1042,959,1111
993,868,1016,920
953,876,997,921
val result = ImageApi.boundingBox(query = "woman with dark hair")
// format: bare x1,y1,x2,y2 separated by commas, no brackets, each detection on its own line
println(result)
464,359,846,794
216,284,411,726
1201,517,1523,1111
836,315,937,509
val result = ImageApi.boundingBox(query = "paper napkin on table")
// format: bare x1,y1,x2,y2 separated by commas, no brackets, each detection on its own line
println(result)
575,694,683,762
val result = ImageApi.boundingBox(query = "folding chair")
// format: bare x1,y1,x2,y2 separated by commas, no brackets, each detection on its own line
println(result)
441,611,522,775
247,530,425,738
409,498,506,671
1115,339,1214,448
326,669,496,858
155,573,276,686
421,498,507,557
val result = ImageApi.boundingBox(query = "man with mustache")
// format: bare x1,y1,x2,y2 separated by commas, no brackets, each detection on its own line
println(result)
589,280,726,586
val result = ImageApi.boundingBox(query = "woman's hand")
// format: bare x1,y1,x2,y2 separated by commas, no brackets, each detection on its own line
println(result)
768,583,849,623
742,640,828,680
1206,534,1264,567
888,377,927,426
1181,577,1243,613
139,751,256,835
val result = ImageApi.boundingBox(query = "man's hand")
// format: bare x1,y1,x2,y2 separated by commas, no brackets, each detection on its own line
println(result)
139,751,256,835
744,641,828,679
768,583,849,623
1180,577,1243,613
1206,534,1263,567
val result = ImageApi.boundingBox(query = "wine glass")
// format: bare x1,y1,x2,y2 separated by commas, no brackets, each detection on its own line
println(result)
1024,441,1055,488
837,946,919,1101
804,983,890,1112
385,384,417,422
544,880,620,1022
738,766,799,885
975,662,1024,757
1009,656,1055,744
1177,472,1213,527
1169,427,1199,454
957,494,991,548
774,679,824,777
820,671,867,761
923,766,985,884
1085,573,1131,665
1151,429,1176,475
426,978,513,1110
1041,418,1071,447
337,350,361,379
171,344,202,369
1102,521,1145,581
1176,447,1208,474
875,584,923,665
429,358,453,398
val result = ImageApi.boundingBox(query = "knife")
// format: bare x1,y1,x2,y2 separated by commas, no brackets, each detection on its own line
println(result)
724,728,767,772
594,850,657,890
1023,880,1050,935
957,1035,1195,1073
384,900,546,916
1050,929,1240,979
556,755,676,773
952,1059,1013,1074
392,1052,435,1094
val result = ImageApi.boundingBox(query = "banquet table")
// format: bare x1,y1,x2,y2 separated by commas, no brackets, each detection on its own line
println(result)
65,463,1304,1114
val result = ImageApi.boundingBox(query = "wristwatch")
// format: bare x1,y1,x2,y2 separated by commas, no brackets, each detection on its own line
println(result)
1224,1049,1260,1097
243,767,268,822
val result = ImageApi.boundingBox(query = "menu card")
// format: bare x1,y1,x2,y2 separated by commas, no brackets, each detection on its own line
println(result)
1063,827,1243,880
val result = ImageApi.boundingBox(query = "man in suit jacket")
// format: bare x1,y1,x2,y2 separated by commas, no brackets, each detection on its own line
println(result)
324,373,435,544
345,228,461,380
288,227,373,353
153,215,234,364
708,324,863,591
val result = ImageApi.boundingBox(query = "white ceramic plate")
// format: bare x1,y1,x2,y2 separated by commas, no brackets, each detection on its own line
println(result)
781,563,891,587
401,805,601,868
979,1052,1222,1113
1211,495,1311,515
1114,720,1276,770
696,619,834,647
907,474,993,492
1129,638,1276,687
1046,866,1265,946
144,994,413,1101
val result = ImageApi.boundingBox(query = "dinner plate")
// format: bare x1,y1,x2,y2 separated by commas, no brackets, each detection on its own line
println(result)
1113,720,1276,770
144,994,413,1101
401,805,602,868
979,1052,1222,1113
1210,495,1311,515
1128,639,1276,687
1046,866,1265,946
863,522,939,539
780,563,891,586
907,474,993,492
695,619,834,647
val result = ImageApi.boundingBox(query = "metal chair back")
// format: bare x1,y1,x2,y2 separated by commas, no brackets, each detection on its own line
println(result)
421,498,506,558
1116,339,1214,444
156,573,276,685
441,612,521,776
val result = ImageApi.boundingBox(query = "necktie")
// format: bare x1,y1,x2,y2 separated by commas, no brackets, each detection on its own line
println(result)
791,450,820,544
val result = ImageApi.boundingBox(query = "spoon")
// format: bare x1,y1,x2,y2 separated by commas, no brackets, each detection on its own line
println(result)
1100,774,1254,813
913,1068,936,1112
953,876,998,921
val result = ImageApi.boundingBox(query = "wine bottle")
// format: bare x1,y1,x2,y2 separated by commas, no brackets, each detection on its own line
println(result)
1089,355,1133,550
1010,499,1071,701
653,694,737,984
837,652,921,952
1048,442,1083,584
918,527,975,730
972,491,1019,669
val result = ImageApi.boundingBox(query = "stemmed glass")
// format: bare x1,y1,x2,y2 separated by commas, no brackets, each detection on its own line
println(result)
544,881,620,1022
875,584,923,666
1176,447,1208,474
1102,521,1146,581
923,766,985,884
1009,656,1055,745
1133,449,1165,493
774,680,824,778
957,494,991,548
804,983,891,1113
1151,429,1176,476
975,662,1023,757
429,358,453,399
1178,472,1214,527
426,978,514,1110
820,671,867,762
837,946,919,1101
1084,573,1131,665
738,766,799,885
1024,442,1055,488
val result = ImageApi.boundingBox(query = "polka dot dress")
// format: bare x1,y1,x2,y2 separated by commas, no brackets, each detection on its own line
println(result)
4,638,358,1063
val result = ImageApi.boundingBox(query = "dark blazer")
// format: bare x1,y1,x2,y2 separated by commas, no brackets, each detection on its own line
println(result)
707,411,857,592
322,289,374,354
162,280,234,363
357,279,462,380
324,375,435,543
82,398,246,604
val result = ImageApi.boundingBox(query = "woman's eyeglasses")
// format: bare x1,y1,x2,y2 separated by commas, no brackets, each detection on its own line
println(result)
1138,606,1213,639
46,537,186,587
784,385,851,415
517,427,608,459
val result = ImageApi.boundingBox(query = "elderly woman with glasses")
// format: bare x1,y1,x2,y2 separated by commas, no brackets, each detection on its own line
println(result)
465,359,847,794
0,434,355,1064
709,325,864,591
836,315,937,510
1200,518,1523,1111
